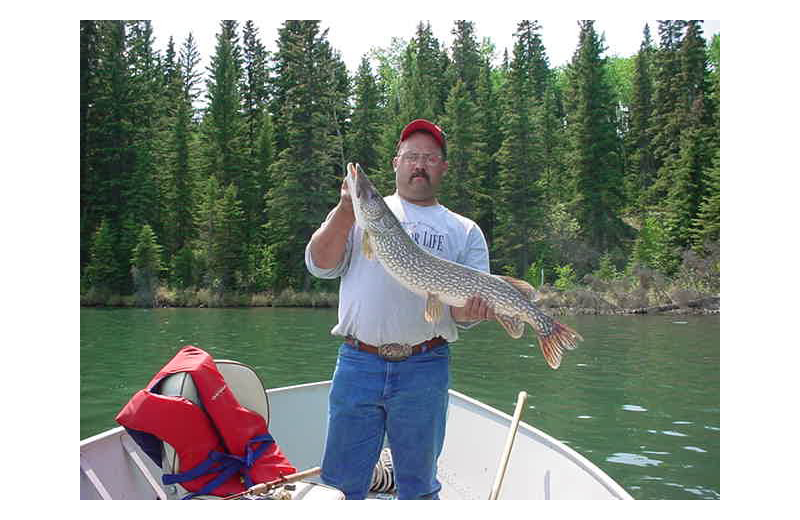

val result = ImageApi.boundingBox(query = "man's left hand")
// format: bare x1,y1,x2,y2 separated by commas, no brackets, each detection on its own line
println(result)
453,295,496,323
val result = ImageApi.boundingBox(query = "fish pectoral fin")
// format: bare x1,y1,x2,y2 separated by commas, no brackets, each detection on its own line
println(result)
424,293,444,323
495,313,525,339
362,230,375,260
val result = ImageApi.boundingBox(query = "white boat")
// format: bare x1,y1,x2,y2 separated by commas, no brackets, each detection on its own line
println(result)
80,358,632,500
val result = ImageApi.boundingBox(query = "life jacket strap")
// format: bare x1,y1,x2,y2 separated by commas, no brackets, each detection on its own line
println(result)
162,433,275,499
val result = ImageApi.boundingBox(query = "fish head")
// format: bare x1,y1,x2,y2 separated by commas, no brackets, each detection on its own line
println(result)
346,163,387,228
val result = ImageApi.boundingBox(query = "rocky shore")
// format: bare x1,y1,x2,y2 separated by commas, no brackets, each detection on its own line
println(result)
535,285,720,316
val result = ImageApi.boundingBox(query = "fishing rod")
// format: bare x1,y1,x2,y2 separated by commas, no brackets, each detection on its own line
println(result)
222,466,322,500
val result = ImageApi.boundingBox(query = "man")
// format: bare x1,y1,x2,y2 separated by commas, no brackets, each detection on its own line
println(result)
305,119,494,499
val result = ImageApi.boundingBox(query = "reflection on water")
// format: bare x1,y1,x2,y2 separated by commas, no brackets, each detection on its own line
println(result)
81,308,719,499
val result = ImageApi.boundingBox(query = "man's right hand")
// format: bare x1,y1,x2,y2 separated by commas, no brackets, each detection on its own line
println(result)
307,166,357,269
337,165,355,218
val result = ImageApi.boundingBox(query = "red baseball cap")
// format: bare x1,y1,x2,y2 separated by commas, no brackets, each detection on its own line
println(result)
398,119,447,149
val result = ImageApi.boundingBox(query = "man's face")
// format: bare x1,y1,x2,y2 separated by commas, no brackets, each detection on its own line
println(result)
392,131,448,205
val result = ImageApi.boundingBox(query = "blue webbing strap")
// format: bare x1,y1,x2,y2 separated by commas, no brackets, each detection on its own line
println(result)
162,434,275,499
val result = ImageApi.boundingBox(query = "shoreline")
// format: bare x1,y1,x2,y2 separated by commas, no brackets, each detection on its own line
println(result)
80,289,719,316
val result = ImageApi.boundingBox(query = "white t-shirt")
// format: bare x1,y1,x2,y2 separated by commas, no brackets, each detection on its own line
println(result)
305,194,490,346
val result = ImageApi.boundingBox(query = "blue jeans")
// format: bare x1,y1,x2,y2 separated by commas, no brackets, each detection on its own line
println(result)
321,342,451,500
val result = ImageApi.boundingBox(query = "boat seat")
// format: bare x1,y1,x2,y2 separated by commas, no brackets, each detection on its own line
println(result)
155,359,343,500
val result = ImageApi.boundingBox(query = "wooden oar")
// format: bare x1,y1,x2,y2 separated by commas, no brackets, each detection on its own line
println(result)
223,466,322,500
488,391,528,500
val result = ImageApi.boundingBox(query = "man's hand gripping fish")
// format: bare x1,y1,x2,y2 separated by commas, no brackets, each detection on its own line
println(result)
345,163,583,369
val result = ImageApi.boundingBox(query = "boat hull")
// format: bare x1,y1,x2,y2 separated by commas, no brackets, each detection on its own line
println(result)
80,381,632,500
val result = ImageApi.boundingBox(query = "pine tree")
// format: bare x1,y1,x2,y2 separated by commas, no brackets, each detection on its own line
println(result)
131,224,164,306
493,21,548,276
256,109,276,226
242,20,269,153
84,21,146,293
179,32,203,109
81,20,101,269
439,21,486,220
662,21,713,252
265,21,343,290
473,50,502,252
663,126,704,251
440,79,481,219
158,31,201,285
240,20,270,242
169,69,195,254
349,56,384,186
85,219,117,294
692,33,720,248
563,21,628,265
692,146,720,246
398,22,449,122
647,20,687,204
126,21,162,233
216,184,246,292
448,21,482,99
204,21,247,188
625,23,657,212
194,175,222,289
202,21,254,288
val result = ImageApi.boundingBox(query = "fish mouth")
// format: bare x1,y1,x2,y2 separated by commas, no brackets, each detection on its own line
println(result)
350,163,375,201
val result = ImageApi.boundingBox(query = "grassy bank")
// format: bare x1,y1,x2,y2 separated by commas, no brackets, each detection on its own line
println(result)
80,287,339,309
80,282,718,315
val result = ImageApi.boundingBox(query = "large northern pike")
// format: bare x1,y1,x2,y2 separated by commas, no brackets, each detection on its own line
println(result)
345,163,583,369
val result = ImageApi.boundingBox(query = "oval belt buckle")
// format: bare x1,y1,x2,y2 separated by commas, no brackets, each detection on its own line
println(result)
378,343,412,362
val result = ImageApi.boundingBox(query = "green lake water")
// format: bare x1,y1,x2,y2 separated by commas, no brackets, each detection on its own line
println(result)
80,307,719,499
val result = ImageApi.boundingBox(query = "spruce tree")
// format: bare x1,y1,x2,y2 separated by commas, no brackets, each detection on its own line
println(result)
80,20,100,269
626,23,656,212
349,56,384,187
440,21,486,220
216,183,246,292
441,79,481,219
85,21,143,293
563,21,628,265
692,33,720,248
85,219,117,295
448,21,482,99
241,20,270,243
663,21,713,253
398,22,448,122
202,21,253,287
473,51,502,253
265,21,342,290
493,21,548,276
647,20,686,204
204,21,247,189
131,224,164,306
125,21,162,234
692,147,720,246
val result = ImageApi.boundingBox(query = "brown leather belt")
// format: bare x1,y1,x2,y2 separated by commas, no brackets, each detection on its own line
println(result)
345,336,447,362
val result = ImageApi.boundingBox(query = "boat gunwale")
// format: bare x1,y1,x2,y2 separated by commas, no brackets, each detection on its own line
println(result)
80,380,632,500
445,386,633,500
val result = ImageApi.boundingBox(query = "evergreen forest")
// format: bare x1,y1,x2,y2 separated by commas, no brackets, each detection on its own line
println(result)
80,20,720,311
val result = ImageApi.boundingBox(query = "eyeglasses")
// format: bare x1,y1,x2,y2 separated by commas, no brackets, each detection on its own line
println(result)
398,152,443,166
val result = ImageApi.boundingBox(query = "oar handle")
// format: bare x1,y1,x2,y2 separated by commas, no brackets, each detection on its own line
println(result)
223,466,322,500
488,391,528,500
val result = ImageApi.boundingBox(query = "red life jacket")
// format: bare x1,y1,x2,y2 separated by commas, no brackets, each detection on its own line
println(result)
116,346,296,498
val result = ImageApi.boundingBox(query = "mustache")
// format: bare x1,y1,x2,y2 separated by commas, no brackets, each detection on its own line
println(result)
409,169,430,183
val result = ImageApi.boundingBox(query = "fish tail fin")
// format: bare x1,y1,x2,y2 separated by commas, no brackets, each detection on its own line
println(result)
536,320,583,370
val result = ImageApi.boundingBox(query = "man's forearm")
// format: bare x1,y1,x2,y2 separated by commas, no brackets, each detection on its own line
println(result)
308,202,355,269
